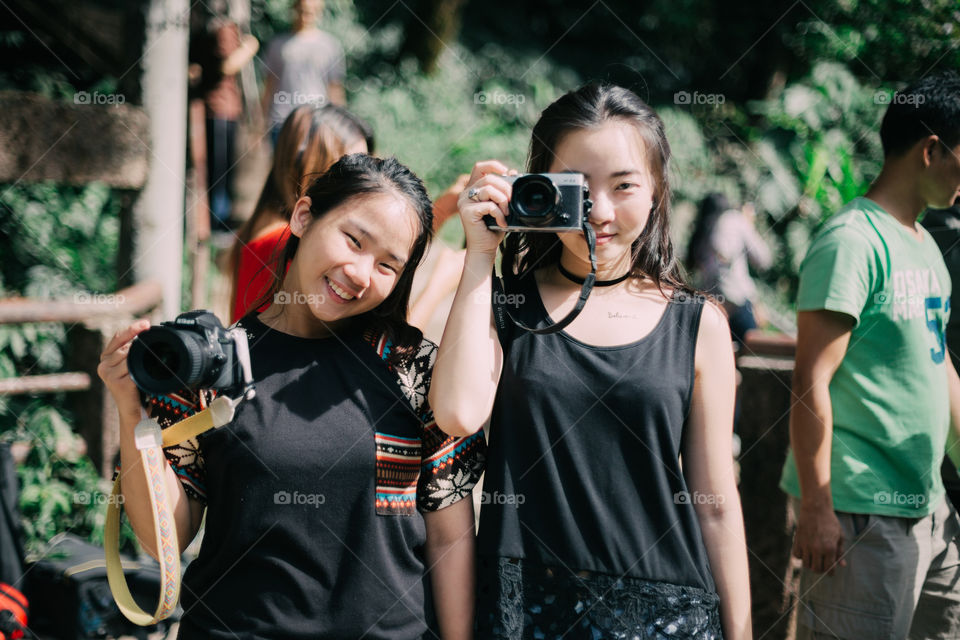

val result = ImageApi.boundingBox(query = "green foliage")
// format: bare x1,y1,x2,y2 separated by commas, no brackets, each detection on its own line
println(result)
0,401,134,556
347,49,568,198
664,62,885,325
0,182,121,299
0,181,137,553
790,0,960,82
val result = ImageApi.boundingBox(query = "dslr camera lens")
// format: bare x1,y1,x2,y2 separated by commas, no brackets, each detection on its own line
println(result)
128,310,252,396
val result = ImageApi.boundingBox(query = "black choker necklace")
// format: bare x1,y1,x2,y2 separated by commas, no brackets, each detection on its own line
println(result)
558,263,629,287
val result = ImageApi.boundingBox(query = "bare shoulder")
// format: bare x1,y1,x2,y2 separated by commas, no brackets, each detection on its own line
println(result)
698,298,731,338
694,299,734,370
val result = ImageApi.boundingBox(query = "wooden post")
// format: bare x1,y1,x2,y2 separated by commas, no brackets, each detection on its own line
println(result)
737,353,799,640
66,324,116,477
132,0,190,319
0,281,164,478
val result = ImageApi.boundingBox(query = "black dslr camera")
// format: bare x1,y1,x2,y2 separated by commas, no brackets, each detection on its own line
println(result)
128,310,253,396
486,172,591,232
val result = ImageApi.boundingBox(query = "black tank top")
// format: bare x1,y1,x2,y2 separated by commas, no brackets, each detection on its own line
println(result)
477,272,717,593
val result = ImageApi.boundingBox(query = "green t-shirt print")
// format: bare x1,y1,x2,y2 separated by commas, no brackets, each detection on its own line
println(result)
780,197,952,517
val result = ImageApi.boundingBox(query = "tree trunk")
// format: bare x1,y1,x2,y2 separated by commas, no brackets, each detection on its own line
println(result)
132,0,190,319
399,0,467,75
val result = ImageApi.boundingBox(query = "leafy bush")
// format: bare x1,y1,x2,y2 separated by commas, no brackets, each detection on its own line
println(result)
0,182,139,554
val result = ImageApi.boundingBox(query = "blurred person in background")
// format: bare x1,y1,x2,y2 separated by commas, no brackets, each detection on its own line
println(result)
261,0,346,146
189,12,259,233
230,103,373,322
686,192,772,347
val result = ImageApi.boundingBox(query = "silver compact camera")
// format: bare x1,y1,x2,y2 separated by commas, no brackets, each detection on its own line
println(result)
486,172,591,232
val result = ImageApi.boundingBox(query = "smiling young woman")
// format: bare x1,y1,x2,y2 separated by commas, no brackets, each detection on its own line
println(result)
100,154,486,639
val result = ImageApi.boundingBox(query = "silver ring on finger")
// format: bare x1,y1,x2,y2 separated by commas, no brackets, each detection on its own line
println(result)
467,187,482,202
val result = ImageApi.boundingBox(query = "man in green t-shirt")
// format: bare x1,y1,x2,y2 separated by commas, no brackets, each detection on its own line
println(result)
781,72,960,639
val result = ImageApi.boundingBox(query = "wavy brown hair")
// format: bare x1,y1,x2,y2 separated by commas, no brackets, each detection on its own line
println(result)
502,83,691,296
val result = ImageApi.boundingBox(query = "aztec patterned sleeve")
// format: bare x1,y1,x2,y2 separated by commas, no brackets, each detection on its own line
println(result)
398,339,487,513
141,388,213,504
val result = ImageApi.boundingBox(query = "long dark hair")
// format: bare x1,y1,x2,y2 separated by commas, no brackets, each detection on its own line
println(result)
685,192,731,273
502,83,690,296
255,153,433,361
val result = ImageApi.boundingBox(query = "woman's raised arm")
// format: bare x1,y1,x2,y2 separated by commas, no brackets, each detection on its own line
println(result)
429,160,513,438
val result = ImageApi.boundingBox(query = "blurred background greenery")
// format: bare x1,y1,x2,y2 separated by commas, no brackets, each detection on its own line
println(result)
0,0,957,551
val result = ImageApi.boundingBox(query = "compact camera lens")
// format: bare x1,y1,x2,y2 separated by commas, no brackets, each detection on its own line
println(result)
511,175,560,225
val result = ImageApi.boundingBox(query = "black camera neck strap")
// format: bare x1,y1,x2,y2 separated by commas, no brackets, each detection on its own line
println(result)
499,222,597,335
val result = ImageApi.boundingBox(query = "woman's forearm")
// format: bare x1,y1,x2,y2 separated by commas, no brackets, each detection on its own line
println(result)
117,409,201,558
697,496,752,640
425,500,477,639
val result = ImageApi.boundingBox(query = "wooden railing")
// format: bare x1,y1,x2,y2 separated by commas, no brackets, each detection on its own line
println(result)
0,281,163,476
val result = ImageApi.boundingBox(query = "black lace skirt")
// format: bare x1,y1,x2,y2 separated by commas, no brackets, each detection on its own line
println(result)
476,557,723,640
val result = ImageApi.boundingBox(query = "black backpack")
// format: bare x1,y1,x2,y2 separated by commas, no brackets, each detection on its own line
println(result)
23,533,177,640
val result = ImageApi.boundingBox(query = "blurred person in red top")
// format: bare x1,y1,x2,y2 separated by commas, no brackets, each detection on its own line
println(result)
229,104,373,322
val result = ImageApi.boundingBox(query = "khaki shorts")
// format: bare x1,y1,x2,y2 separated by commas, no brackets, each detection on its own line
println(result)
792,497,960,640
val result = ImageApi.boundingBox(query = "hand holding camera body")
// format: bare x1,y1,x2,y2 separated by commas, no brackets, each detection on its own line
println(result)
485,172,592,233
127,310,253,397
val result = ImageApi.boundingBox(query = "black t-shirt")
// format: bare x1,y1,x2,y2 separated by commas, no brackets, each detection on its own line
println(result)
146,314,485,639
479,273,717,593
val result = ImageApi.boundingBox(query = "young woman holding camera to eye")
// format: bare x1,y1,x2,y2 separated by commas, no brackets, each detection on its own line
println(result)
430,84,751,639
98,154,485,639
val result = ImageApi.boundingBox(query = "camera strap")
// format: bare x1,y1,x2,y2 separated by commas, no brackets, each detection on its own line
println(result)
104,394,242,626
499,222,598,335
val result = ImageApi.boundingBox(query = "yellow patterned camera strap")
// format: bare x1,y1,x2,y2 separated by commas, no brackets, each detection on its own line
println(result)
104,395,239,625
